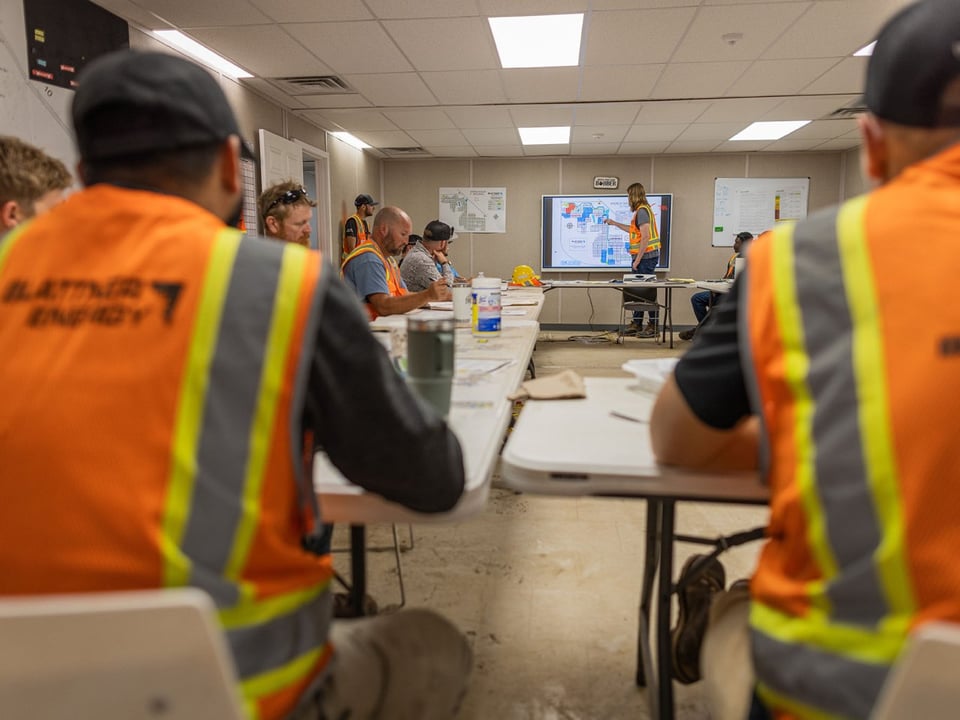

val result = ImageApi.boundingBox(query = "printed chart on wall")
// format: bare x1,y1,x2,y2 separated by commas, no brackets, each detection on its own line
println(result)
439,187,506,234
712,177,809,247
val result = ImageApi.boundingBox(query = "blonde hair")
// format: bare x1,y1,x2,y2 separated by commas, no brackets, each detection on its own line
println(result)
0,136,72,214
627,182,648,212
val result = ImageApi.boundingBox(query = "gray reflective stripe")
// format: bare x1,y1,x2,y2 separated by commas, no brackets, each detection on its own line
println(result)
228,589,333,680
752,627,888,719
289,263,329,530
182,238,286,604
792,207,887,625
737,264,769,478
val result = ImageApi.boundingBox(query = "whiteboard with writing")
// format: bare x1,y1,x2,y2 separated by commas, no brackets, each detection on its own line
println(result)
712,177,809,247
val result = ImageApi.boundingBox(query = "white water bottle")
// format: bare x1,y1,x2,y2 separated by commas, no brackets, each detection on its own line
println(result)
471,273,501,337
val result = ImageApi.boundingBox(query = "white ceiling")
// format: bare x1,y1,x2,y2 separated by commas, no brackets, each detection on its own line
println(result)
92,0,915,158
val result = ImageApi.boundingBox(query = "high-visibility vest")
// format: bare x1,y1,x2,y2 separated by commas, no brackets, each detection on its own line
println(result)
340,241,407,320
341,213,370,262
628,202,660,256
0,185,333,720
723,252,738,279
743,146,960,720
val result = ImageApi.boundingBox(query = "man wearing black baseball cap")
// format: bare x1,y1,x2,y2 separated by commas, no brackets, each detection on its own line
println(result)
0,50,469,720
650,2,960,718
341,193,379,261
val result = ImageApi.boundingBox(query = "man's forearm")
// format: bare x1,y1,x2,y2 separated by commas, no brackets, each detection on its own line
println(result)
368,290,432,316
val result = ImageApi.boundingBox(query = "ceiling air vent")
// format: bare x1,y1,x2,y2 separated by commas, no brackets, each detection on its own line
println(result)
267,75,356,96
828,99,867,118
381,147,432,157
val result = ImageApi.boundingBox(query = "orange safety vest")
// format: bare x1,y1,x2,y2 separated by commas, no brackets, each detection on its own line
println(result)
723,252,738,279
339,241,407,320
743,143,960,719
0,185,333,720
628,202,660,256
341,213,370,262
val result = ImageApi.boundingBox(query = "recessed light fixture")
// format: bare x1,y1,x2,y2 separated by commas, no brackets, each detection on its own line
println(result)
729,121,810,142
854,41,876,57
154,30,251,79
331,132,370,150
489,14,584,68
518,127,571,145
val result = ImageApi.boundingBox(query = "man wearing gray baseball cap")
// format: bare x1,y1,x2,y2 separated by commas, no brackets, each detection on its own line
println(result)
650,1,960,718
0,50,469,720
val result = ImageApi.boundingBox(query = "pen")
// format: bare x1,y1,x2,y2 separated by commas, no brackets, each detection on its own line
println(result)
610,410,648,423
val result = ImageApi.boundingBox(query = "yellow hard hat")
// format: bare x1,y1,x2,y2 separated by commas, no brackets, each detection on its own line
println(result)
512,264,536,285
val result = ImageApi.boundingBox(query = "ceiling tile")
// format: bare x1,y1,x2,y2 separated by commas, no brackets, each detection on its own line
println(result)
761,0,894,60
714,141,770,152
762,138,832,152
762,94,860,121
618,141,670,154
443,106,514,128
664,140,723,153
462,128,520,145
476,0,584,13
571,143,624,155
801,57,867,94
584,8,698,65
695,98,781,123
406,129,470,146
297,95,373,109
246,0,372,23
672,2,809,63
423,146,479,157
344,74,438,106
312,110,397,131
501,69,582,103
787,118,858,140
351,130,419,147
509,105,575,127
650,62,750,99
523,144,570,156
383,18,498,71
421,71,507,104
185,26,332,77
635,101,710,123
675,122,747,141
575,103,643,125
592,0,699,7
811,138,862,151
623,124,688,142
579,65,662,102
383,110,455,130
473,145,524,156
366,0,481,18
136,0,270,27
726,58,837,96
284,22,412,74
571,125,629,143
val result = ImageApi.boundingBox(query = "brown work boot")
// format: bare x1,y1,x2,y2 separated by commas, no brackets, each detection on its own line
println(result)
678,329,695,341
671,554,726,684
637,321,657,338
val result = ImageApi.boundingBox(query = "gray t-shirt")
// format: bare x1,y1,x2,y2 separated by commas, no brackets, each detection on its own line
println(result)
400,241,453,292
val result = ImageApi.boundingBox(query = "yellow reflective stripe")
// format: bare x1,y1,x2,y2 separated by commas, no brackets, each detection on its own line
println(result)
162,229,242,587
240,647,326,712
218,581,327,630
757,682,847,720
837,197,916,623
0,223,29,273
769,223,838,602
224,246,308,590
752,601,904,665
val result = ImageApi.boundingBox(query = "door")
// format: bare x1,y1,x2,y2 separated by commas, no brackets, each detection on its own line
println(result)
258,129,304,189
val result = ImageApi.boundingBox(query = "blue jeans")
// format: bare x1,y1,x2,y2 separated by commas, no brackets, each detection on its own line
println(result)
629,253,659,325
691,291,712,323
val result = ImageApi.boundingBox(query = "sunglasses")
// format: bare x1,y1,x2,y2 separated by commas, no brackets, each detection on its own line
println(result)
265,187,309,213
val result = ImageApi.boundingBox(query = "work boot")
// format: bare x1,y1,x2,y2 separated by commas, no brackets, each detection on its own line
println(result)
678,329,695,341
637,321,657,338
671,554,726,684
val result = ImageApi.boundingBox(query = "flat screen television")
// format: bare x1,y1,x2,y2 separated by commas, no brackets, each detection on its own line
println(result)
541,193,672,272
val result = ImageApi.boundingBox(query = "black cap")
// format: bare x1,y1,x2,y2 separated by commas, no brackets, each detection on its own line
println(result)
864,0,960,127
72,50,254,162
735,231,754,242
407,234,422,246
423,220,457,242
355,194,379,207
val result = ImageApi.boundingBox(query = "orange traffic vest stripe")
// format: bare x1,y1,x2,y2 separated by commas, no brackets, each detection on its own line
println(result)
628,202,660,256
743,144,960,718
341,213,369,261
0,185,333,720
339,241,407,320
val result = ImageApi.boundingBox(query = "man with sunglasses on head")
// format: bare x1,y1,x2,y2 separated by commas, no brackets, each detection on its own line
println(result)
259,180,316,247
0,135,72,240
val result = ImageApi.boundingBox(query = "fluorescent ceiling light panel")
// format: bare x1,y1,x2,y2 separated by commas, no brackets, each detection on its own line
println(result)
154,30,251,79
518,126,570,145
729,121,810,141
489,14,583,68
331,132,370,150
854,41,876,57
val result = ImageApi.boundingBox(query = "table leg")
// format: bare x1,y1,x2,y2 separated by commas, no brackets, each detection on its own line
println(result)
663,288,674,349
349,525,368,616
657,501,677,719
637,501,661,704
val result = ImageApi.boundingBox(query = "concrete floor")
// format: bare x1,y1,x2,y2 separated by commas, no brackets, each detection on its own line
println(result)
336,331,768,719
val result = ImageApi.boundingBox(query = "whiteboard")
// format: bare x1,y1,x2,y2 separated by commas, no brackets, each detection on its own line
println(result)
712,177,809,247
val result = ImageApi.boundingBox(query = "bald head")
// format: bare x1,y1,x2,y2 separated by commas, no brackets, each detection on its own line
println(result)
372,206,412,256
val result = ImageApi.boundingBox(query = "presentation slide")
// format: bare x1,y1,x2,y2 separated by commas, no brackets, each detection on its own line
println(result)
541,194,672,271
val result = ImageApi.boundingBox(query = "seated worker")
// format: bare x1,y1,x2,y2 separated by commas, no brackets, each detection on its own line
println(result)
0,50,470,720
340,206,451,319
401,220,459,292
679,231,753,341
341,193,378,261
399,233,420,265
650,2,960,717
258,180,315,247
0,135,72,239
